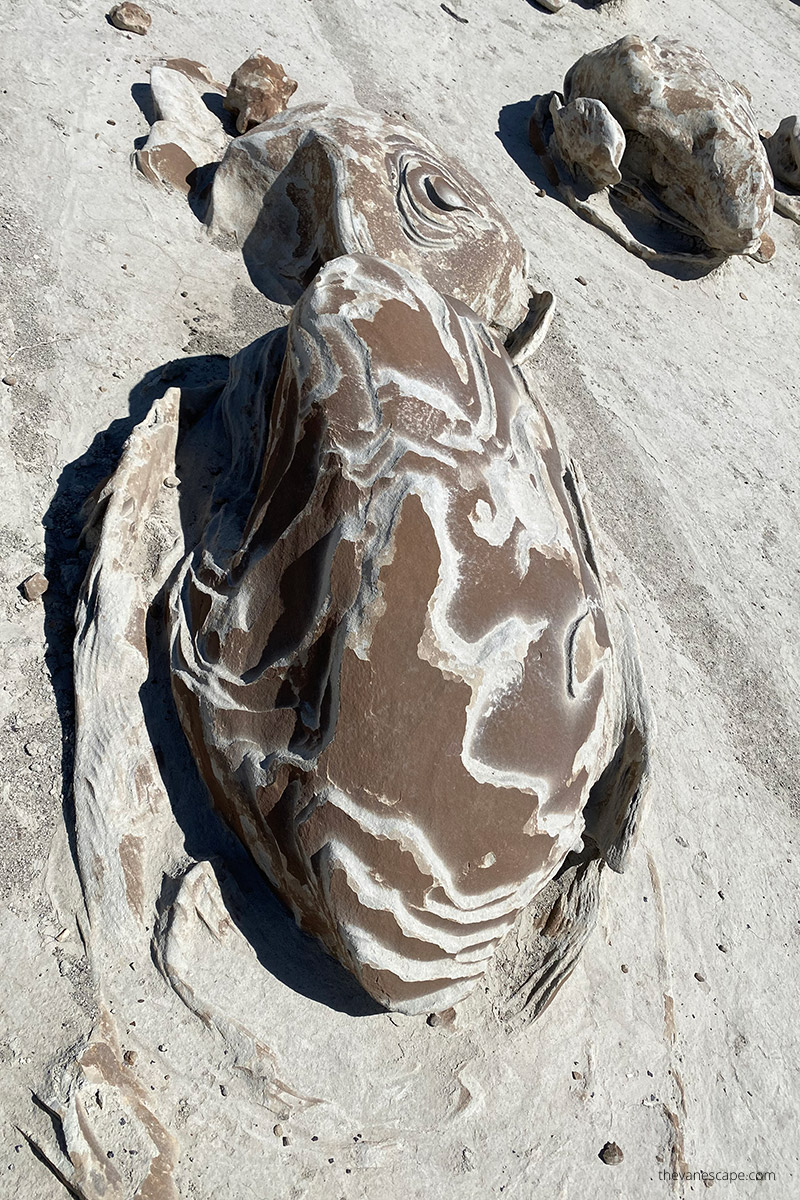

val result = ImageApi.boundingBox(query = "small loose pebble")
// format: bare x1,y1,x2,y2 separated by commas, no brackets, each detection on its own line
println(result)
273,1124,283,1137
717,943,728,953
163,475,180,488
694,972,706,982
426,1007,456,1028
739,292,748,301
21,572,49,602
599,1141,624,1166
576,276,588,286
107,119,116,126
571,1070,582,1080
123,1050,138,1067
620,964,629,973
3,375,17,386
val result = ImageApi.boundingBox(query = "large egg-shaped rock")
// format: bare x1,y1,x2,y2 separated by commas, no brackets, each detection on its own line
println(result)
168,253,645,1014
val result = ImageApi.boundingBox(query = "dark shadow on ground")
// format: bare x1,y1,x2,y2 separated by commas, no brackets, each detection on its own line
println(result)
131,81,156,127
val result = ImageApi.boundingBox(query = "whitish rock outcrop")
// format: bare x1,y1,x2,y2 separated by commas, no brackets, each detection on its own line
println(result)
167,252,652,1015
207,103,531,330
224,51,298,134
136,61,229,193
532,35,775,263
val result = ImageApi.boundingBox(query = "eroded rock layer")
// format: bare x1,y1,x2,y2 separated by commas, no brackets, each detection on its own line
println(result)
562,35,774,255
207,102,529,329
168,253,649,1014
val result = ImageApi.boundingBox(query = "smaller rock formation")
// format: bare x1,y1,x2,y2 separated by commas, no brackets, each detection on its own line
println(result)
551,96,625,191
136,61,228,193
765,115,800,189
108,2,151,35
530,35,775,265
224,51,298,134
764,116,800,226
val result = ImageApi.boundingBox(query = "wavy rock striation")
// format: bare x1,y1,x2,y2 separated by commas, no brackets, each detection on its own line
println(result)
207,103,530,330
168,253,651,1014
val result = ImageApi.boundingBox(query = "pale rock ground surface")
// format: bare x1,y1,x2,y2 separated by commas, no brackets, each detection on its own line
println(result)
0,0,798,1197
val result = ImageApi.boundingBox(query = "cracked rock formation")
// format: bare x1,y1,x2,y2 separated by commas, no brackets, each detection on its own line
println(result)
167,252,652,1015
207,102,530,329
533,35,774,261
224,51,298,134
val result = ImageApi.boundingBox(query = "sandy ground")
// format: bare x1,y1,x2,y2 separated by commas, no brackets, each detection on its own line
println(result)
0,0,798,1196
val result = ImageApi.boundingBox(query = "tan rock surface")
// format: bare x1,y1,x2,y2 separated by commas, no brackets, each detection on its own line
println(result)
136,62,229,193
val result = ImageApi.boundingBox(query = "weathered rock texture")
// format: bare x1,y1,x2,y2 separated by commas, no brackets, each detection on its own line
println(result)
533,35,774,261
136,61,229,193
551,96,626,191
208,103,530,329
764,115,800,189
224,51,298,134
108,2,151,36
167,252,651,1015
763,115,800,225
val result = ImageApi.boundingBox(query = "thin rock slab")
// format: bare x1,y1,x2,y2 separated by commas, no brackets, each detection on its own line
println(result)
531,35,775,263
168,252,652,1015
207,102,532,331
